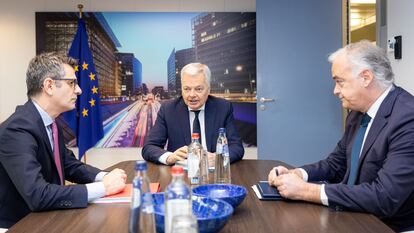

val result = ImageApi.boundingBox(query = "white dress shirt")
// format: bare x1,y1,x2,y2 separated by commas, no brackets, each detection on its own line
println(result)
158,104,207,164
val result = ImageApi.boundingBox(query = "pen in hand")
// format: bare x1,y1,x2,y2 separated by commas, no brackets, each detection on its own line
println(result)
275,168,279,177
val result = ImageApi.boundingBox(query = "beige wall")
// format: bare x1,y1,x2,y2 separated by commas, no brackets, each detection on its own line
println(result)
387,0,414,94
0,0,256,122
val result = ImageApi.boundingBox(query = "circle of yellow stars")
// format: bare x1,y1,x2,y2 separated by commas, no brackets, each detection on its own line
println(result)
74,61,99,118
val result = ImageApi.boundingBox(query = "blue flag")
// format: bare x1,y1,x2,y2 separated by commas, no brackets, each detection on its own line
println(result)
65,18,104,160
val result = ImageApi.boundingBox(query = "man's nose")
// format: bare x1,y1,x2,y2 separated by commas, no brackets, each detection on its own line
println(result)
333,84,340,96
75,84,82,95
189,89,197,96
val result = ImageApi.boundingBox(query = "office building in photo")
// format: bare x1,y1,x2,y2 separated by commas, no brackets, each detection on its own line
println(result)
175,48,196,94
167,49,176,97
36,12,122,98
116,52,142,97
192,12,256,94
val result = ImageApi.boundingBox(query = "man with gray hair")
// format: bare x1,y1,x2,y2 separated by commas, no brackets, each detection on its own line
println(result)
143,62,244,165
267,41,414,232
0,52,127,229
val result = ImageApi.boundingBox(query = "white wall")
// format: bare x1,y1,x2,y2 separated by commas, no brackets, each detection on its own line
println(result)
387,0,414,94
0,0,256,122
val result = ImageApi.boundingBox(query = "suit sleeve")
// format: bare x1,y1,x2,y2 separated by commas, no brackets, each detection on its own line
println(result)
301,112,359,183
225,103,244,163
0,126,88,211
62,145,101,184
142,104,169,163
324,119,414,218
301,128,351,183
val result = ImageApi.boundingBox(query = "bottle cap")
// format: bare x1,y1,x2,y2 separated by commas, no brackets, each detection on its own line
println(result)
219,128,226,133
191,133,200,139
171,166,184,174
135,160,147,171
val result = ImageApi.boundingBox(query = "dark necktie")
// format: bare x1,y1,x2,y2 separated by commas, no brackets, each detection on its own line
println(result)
192,110,201,143
52,122,64,185
347,114,371,185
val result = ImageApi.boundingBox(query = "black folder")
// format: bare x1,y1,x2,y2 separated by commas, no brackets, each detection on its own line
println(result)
256,181,285,200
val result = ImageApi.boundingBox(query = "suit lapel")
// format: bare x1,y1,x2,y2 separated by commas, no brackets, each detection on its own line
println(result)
205,96,216,152
28,100,62,181
358,87,399,167
27,101,54,157
177,98,191,145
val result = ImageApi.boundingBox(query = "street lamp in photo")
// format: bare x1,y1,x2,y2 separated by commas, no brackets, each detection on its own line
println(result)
250,77,256,94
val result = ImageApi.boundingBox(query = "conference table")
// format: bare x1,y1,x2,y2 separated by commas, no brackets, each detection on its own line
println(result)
8,160,394,233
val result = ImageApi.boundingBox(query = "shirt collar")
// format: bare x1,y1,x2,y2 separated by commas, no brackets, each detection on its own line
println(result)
32,100,54,127
187,104,206,112
366,85,393,119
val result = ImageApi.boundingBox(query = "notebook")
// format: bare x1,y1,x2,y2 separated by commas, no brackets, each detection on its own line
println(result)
92,183,160,204
255,181,284,200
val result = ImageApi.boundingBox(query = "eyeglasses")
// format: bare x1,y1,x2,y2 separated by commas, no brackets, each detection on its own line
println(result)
182,86,206,94
53,78,78,90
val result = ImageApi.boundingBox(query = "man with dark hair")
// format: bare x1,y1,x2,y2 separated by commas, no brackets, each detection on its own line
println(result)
0,52,127,229
268,41,414,232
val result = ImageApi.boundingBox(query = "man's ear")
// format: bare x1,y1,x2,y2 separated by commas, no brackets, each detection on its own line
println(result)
361,69,374,87
43,78,54,96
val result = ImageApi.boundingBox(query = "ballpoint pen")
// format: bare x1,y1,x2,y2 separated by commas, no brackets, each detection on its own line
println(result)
275,168,279,177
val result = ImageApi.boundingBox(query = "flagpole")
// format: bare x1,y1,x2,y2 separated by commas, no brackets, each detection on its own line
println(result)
78,3,84,164
77,4,83,19
83,151,87,164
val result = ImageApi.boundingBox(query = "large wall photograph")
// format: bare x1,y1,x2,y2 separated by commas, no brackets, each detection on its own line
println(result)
36,12,257,149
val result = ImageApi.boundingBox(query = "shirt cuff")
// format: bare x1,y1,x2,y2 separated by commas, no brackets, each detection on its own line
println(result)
298,168,309,181
95,172,107,182
320,184,329,206
159,152,173,165
86,182,106,202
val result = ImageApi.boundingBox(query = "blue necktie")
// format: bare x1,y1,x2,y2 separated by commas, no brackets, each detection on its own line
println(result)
347,114,371,185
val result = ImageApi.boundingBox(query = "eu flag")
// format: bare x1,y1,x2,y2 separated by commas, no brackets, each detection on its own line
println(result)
65,18,104,160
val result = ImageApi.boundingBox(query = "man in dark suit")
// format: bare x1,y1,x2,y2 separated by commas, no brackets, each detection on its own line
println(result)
0,53,127,229
142,63,244,165
267,41,414,232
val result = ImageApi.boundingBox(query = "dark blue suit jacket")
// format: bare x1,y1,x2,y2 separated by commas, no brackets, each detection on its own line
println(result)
302,86,414,232
0,100,101,228
142,96,244,163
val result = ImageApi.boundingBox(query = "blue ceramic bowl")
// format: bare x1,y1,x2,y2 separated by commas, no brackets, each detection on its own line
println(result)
192,184,247,208
152,193,233,233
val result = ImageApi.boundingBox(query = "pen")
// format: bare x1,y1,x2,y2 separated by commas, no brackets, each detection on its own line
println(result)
275,168,279,177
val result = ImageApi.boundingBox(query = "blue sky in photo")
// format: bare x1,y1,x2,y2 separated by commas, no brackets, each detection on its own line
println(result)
103,12,200,89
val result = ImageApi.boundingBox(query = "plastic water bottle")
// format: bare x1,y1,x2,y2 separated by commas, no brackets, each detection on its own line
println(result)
187,133,202,185
129,161,156,233
214,128,231,183
165,166,192,233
